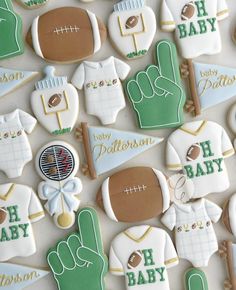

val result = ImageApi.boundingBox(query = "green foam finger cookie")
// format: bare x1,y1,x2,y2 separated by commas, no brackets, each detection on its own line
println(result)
185,268,208,290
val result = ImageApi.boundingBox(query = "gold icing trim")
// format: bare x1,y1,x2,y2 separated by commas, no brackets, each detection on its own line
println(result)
180,120,207,136
167,164,182,170
217,9,229,17
29,211,44,220
124,226,152,243
160,21,175,26
165,257,179,265
109,268,124,273
0,184,15,201
223,148,235,157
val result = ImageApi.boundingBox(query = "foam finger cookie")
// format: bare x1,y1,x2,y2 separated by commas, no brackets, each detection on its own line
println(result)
184,268,208,290
16,0,49,9
31,66,79,135
35,141,83,229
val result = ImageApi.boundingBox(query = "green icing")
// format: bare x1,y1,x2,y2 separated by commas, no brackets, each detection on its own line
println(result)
47,207,108,290
0,223,30,242
52,127,71,135
200,141,214,158
23,0,47,7
142,249,155,266
185,268,208,290
127,50,147,59
195,0,208,17
126,39,185,129
7,206,20,223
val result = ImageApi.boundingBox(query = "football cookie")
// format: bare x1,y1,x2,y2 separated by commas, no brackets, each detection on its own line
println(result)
31,66,79,135
96,167,170,222
16,0,49,9
75,123,164,179
35,141,82,229
0,0,24,60
71,56,130,125
184,268,208,290
222,194,236,237
26,7,107,63
108,0,156,59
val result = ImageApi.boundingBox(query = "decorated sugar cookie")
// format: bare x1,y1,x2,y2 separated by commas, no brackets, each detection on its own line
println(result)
0,263,49,290
35,141,82,229
184,268,208,290
0,183,44,262
162,198,222,267
126,39,186,129
26,7,107,64
16,0,48,9
161,0,229,59
0,109,37,178
109,226,179,290
72,57,130,125
166,120,234,198
47,207,108,290
222,194,236,237
31,66,79,135
96,167,170,222
181,60,236,116
0,0,24,60
108,0,156,59
228,102,236,147
76,123,164,179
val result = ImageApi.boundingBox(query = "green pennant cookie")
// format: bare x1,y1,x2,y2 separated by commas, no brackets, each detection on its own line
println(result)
0,0,24,60
47,207,108,290
185,268,208,290
126,39,186,130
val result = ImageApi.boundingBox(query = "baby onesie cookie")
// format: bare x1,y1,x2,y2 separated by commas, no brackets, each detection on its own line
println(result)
96,167,170,222
0,0,24,60
76,123,164,179
222,194,236,237
0,109,37,178
35,141,82,229
31,66,79,135
108,0,156,59
0,183,44,262
72,56,130,125
161,198,222,267
161,0,229,59
126,39,186,129
109,225,179,290
166,120,234,198
47,207,108,290
26,7,107,64
184,268,208,290
181,60,236,116
16,0,48,9
0,263,49,290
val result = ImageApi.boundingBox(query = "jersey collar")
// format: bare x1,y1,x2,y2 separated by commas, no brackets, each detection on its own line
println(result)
0,184,15,201
124,226,152,243
180,120,207,136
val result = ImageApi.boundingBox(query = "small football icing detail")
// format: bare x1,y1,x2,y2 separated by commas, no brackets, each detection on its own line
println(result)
125,16,139,29
48,94,62,108
181,2,195,21
0,207,7,224
127,250,142,269
186,143,201,161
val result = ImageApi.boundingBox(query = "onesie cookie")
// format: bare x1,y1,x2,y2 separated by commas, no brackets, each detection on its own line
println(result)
181,60,236,116
72,57,130,125
222,194,236,237
16,0,48,9
76,123,164,179
166,120,234,198
0,0,24,60
0,183,44,262
184,268,208,290
35,141,82,229
161,198,222,267
0,263,49,289
47,207,108,290
0,67,38,99
26,7,107,64
31,66,79,135
126,39,186,129
96,167,170,222
109,226,179,290
108,0,156,59
0,109,37,178
161,0,229,59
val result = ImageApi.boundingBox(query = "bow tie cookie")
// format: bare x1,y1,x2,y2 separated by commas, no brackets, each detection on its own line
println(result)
35,141,83,229
16,0,49,9
108,0,156,59
31,66,79,135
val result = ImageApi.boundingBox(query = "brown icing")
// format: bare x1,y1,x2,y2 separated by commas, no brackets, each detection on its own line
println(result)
125,16,139,29
48,94,62,108
186,143,200,161
181,2,195,20
222,201,233,235
128,251,142,269
0,207,7,224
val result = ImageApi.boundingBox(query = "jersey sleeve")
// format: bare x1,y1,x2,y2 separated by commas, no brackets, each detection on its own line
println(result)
204,199,222,223
164,231,179,269
166,140,182,171
18,109,37,134
71,63,85,89
217,0,229,21
28,189,45,223
160,0,176,32
221,127,234,158
109,243,124,276
161,205,176,230
114,57,131,80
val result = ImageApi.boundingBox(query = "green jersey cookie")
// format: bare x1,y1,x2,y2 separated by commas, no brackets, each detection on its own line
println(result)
185,268,208,290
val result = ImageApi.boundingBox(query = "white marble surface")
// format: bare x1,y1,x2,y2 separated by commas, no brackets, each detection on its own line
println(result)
1,0,236,289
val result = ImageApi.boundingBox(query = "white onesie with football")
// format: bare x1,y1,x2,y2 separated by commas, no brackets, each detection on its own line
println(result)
166,120,234,198
109,225,179,290
72,56,130,125
0,183,44,262
160,0,229,59
161,199,222,267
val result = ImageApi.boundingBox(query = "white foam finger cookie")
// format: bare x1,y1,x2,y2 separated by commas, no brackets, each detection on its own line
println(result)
31,66,79,135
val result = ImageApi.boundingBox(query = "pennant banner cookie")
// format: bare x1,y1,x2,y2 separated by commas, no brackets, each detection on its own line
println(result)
182,60,236,116
76,123,164,179
0,263,49,290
